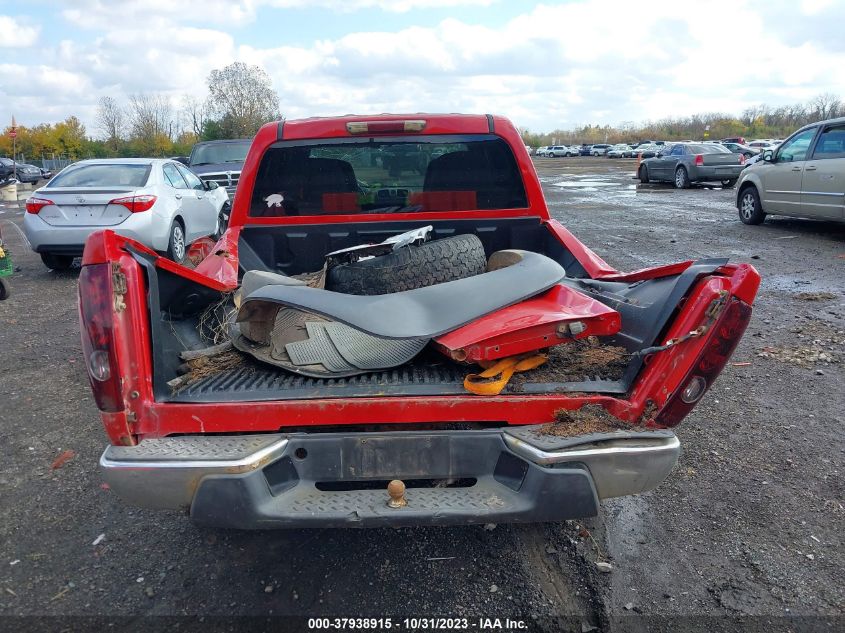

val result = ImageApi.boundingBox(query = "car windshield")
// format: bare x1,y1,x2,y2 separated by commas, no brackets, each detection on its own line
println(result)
250,135,528,217
46,163,152,188
190,141,251,166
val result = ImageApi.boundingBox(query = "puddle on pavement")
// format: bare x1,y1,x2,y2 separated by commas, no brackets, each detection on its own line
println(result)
554,180,620,188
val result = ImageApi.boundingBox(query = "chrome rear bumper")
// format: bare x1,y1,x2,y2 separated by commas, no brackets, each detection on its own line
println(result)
100,427,680,527
502,431,681,498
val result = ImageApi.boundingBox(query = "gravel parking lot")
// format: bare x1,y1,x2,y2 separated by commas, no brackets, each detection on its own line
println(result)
1,159,842,632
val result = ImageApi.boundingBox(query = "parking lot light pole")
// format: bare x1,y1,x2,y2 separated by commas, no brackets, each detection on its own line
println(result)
10,115,17,182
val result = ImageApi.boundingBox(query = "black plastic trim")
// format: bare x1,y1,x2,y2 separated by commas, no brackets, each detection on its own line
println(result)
190,430,599,528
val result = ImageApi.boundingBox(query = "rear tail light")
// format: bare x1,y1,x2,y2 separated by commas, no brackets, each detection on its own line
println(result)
109,195,157,213
654,297,752,427
26,197,54,214
694,155,704,166
346,120,426,134
78,264,123,412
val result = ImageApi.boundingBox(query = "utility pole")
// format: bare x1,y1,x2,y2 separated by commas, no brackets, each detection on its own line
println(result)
10,115,17,182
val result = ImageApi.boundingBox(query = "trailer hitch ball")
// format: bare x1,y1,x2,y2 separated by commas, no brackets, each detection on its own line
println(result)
387,480,407,508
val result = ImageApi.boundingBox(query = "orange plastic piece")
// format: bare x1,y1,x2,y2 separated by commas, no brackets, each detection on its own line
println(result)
463,353,548,395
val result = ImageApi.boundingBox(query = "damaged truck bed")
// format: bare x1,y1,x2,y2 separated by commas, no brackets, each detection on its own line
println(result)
80,114,760,528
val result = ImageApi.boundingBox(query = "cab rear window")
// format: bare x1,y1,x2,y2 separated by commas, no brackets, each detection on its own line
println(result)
249,135,528,217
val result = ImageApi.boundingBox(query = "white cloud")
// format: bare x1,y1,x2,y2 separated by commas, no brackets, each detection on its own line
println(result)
4,0,845,132
267,0,494,12
0,15,40,47
61,0,261,28
60,0,494,28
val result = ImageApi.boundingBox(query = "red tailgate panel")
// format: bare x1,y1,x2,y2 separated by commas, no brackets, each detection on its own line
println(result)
434,284,621,362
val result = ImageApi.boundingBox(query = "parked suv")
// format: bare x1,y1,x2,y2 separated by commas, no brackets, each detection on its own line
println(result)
185,139,251,199
590,144,611,156
547,145,578,157
736,117,845,224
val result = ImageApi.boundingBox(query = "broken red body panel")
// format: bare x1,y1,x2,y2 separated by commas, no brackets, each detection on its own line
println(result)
434,284,621,362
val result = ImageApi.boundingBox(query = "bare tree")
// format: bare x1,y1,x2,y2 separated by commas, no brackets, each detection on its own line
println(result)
96,96,125,150
809,93,842,120
127,93,172,140
181,95,207,137
205,62,280,138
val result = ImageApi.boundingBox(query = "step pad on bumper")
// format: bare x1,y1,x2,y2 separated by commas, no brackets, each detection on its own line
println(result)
105,434,284,462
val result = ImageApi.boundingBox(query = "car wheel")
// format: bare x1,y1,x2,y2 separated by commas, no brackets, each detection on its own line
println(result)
738,186,766,225
40,253,74,271
638,164,649,183
214,204,230,240
721,179,737,188
167,220,187,264
592,151,599,156
674,166,690,189
0,277,9,300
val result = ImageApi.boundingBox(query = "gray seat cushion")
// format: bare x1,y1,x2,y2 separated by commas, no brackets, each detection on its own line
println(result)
238,250,565,339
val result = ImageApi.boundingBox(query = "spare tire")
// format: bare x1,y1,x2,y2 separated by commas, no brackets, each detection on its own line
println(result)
327,234,487,295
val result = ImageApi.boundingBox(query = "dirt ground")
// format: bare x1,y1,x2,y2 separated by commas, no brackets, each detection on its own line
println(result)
1,160,843,632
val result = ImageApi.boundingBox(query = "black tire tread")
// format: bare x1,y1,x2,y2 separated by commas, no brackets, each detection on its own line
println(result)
327,234,487,295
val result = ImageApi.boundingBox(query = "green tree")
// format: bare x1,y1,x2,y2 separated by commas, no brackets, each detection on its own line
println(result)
205,62,280,138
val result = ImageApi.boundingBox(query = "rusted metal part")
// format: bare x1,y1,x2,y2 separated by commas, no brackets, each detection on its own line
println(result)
111,262,127,313
387,480,408,508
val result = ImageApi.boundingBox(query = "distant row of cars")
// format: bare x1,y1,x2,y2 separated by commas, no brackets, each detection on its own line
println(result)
534,137,784,161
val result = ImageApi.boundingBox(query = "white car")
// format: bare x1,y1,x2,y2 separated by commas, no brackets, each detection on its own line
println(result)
607,144,632,158
546,145,580,157
24,158,230,270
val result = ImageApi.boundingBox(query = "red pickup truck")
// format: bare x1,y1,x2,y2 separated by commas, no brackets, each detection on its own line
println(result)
80,114,760,528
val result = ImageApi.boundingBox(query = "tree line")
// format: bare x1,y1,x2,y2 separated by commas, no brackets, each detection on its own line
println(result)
520,93,844,147
3,81,842,163
0,62,280,163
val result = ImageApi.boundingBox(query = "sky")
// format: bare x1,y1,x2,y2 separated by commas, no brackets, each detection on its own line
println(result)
1,0,845,137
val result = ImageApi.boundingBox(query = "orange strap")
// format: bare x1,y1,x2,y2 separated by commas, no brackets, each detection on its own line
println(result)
463,354,548,395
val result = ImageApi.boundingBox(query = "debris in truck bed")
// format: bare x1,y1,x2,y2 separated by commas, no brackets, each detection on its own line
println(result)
540,404,630,436
508,338,629,389
169,350,253,393
197,293,236,345
179,341,233,361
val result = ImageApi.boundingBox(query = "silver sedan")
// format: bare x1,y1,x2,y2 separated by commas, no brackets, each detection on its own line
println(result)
23,158,230,270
